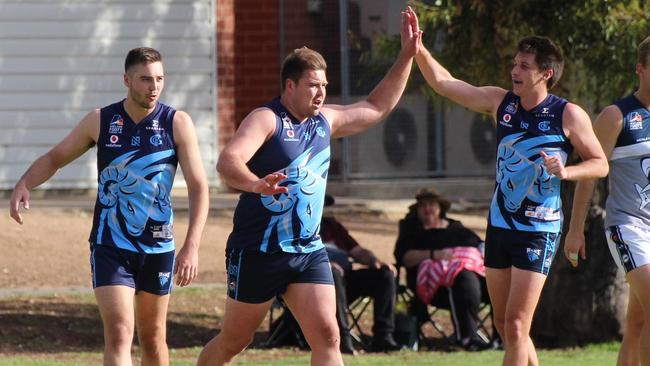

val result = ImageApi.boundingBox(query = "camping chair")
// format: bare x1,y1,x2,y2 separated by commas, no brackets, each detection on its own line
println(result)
396,264,497,350
264,295,376,351
347,295,373,349
263,297,308,349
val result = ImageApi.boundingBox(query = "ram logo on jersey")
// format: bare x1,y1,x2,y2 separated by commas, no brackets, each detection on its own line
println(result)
634,157,650,209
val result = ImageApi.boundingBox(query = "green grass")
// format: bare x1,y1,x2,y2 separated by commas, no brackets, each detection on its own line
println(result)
0,343,620,366
0,287,621,366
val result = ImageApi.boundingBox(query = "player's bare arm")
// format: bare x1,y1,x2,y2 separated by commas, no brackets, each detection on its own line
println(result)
324,7,419,138
564,105,622,266
554,103,609,181
216,108,288,195
172,110,209,286
407,7,506,117
9,110,100,224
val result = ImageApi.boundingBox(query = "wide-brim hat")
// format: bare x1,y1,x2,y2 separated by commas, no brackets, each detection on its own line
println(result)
414,188,451,213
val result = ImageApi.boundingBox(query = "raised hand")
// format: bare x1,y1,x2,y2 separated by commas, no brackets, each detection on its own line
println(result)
401,6,422,57
250,172,289,195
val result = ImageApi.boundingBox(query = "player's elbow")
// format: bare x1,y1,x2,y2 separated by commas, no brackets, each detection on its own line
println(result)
596,158,609,178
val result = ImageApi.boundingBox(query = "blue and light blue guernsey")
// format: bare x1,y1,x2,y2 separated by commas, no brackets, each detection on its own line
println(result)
489,91,572,232
606,94,650,228
88,100,178,254
227,97,331,253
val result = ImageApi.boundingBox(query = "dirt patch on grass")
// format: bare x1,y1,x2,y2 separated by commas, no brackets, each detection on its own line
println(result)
0,202,488,356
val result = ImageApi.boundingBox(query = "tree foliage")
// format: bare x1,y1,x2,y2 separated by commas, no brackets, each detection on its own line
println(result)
387,0,650,110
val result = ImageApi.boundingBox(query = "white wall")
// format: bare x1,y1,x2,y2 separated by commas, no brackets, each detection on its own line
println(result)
0,0,217,190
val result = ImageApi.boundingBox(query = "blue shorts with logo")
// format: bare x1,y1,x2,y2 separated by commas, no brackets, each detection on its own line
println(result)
90,243,175,295
484,226,559,275
225,247,334,304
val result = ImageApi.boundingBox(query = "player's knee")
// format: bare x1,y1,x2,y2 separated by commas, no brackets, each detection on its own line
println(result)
503,316,528,343
307,320,340,350
219,330,255,355
104,322,134,349
138,331,167,355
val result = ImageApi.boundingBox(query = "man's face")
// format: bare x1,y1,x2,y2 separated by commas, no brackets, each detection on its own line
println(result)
124,61,165,110
288,69,327,119
511,52,550,96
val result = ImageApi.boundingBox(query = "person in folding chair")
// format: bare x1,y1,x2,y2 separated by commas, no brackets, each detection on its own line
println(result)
321,194,402,354
394,188,494,351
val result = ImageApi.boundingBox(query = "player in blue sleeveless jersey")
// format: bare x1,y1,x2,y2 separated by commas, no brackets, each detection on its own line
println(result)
566,37,650,366
197,11,420,366
9,47,209,366
404,7,608,366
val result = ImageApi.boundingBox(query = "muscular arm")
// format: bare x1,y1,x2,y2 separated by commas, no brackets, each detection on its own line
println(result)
564,105,621,266
173,111,210,286
559,103,609,181
216,108,288,195
9,110,99,224
325,8,418,138
408,8,506,117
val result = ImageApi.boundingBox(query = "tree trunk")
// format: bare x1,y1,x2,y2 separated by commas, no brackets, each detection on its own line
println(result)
531,179,628,347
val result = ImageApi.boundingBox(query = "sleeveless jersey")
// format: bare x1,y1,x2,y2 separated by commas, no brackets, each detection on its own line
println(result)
227,97,331,253
489,91,573,233
88,100,178,253
606,94,650,228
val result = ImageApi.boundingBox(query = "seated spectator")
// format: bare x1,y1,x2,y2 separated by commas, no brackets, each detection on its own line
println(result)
394,188,491,350
321,194,402,353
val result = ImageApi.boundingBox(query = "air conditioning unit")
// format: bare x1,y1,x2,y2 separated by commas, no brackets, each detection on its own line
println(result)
443,105,496,176
348,93,430,177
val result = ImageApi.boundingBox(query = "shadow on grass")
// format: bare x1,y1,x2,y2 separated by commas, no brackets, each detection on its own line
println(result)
0,297,271,353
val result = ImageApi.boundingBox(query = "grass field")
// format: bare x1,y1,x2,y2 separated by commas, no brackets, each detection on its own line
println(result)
0,287,620,366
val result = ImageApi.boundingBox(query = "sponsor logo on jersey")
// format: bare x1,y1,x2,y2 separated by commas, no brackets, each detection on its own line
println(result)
150,134,163,146
109,114,124,134
630,112,644,130
505,102,518,114
146,119,164,131
524,205,560,221
499,113,512,127
538,120,551,131
131,136,140,146
287,130,295,138
106,134,121,147
520,121,529,129
316,126,326,137
152,224,173,239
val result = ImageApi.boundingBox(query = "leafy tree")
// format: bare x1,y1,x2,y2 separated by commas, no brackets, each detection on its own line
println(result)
410,0,649,110
358,0,650,345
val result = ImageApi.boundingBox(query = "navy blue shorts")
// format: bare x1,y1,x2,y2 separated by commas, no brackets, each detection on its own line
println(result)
90,243,175,295
225,247,334,304
484,226,559,275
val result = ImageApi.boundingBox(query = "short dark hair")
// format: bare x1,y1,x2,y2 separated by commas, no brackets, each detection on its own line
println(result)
638,37,650,67
517,36,564,89
124,47,162,73
280,47,327,92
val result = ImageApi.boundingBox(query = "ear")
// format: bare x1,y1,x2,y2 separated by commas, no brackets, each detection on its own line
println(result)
636,63,644,76
543,69,554,81
285,78,296,92
123,73,129,87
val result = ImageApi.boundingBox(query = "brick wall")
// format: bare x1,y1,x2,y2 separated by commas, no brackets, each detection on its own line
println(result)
216,0,343,148
216,0,236,150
